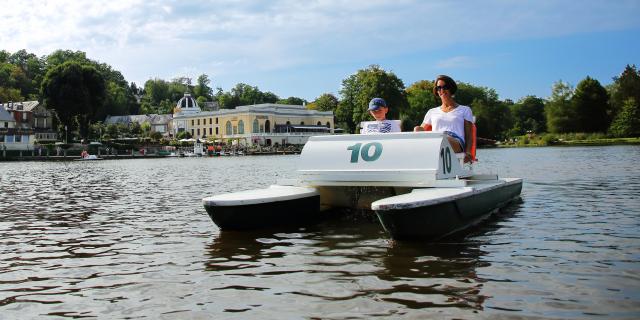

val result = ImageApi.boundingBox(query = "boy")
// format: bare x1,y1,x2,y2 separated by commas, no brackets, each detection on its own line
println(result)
360,98,401,134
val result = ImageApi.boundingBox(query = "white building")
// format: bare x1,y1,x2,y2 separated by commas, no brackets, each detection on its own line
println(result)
172,95,335,146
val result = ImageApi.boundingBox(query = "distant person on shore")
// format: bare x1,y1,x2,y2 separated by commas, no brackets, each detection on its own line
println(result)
360,98,401,134
414,75,474,163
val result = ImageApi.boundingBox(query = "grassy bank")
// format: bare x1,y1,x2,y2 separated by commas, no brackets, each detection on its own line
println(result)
499,133,640,148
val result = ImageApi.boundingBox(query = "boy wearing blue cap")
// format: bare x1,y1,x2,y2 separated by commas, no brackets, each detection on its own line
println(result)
360,98,401,134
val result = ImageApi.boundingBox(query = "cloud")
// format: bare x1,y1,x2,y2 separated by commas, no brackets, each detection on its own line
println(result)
1,0,639,88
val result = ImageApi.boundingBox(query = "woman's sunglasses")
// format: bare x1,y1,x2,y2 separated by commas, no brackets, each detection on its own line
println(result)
435,85,449,91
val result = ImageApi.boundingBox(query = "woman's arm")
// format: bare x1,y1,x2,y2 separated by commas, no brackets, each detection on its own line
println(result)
463,120,473,162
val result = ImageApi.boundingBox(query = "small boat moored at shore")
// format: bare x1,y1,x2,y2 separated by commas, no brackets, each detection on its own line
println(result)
202,132,522,240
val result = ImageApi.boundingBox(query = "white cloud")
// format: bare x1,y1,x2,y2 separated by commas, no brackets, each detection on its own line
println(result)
1,0,638,92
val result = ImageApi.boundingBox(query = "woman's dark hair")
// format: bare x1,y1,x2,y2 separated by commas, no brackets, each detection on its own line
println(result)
432,74,458,97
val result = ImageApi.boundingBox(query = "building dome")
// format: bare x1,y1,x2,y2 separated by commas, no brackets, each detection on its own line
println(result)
174,93,201,115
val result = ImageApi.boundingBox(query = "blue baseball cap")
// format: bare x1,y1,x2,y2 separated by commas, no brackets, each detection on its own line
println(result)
368,98,387,111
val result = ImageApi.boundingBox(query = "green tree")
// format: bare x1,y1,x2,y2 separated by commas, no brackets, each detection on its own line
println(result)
40,61,106,139
262,91,279,103
510,95,547,135
405,80,438,129
312,93,339,112
277,96,307,105
337,65,408,133
176,130,192,140
193,74,213,100
609,98,640,137
472,99,512,141
572,76,609,132
609,65,640,126
545,80,576,133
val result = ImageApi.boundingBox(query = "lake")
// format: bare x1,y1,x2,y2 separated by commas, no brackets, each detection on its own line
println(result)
0,145,639,319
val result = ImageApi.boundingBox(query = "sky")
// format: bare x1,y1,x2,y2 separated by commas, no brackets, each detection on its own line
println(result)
1,0,639,103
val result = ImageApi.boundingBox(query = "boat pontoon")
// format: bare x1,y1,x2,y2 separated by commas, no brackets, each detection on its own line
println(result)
202,132,522,240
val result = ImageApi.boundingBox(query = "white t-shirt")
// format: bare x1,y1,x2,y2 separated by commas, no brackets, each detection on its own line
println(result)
421,105,473,143
360,120,401,134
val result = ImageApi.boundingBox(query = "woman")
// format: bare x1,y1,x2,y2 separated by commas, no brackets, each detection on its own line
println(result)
414,75,474,163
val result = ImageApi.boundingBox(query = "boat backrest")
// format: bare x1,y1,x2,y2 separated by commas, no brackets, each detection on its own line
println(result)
297,132,472,187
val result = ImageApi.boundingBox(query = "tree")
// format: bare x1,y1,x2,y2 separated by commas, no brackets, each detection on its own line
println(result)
545,80,576,133
510,95,547,135
193,74,213,100
40,61,106,140
277,96,307,105
609,65,640,126
337,65,408,133
312,93,339,112
472,99,512,141
572,76,609,132
405,80,438,129
609,98,640,137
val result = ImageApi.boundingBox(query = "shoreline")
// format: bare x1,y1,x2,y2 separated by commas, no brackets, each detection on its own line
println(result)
496,137,640,148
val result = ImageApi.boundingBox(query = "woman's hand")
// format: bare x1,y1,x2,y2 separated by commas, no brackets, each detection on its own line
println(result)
464,151,473,163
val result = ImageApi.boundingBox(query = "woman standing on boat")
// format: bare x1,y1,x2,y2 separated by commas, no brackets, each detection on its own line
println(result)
414,75,474,163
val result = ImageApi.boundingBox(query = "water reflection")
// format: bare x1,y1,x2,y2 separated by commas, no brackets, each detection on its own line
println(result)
203,210,507,315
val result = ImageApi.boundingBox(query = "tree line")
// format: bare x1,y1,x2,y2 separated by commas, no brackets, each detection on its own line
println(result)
1,49,638,140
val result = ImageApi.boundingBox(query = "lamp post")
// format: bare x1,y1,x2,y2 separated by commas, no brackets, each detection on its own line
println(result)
65,125,68,143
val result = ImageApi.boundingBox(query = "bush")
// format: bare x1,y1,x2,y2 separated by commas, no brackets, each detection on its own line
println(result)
540,133,558,145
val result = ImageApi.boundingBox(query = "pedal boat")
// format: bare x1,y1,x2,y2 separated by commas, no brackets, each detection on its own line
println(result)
202,132,522,239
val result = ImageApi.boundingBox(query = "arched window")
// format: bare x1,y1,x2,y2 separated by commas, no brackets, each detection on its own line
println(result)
265,120,271,133
253,119,259,133
326,121,331,128
286,121,291,125
300,121,305,125
225,121,232,135
238,120,245,134
317,121,322,125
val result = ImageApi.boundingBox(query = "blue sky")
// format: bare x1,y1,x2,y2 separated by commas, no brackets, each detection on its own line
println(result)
1,0,639,102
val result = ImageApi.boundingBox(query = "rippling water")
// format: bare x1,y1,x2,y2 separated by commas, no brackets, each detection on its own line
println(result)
1,146,639,319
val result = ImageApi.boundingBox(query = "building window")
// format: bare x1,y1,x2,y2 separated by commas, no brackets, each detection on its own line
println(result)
226,121,232,135
253,119,259,133
197,119,200,125
216,118,218,124
22,113,27,121
326,121,331,128
300,121,304,125
197,128,200,136
191,129,194,136
209,118,212,125
215,127,219,135
265,120,270,132
260,124,264,132
209,128,212,135
191,120,194,126
15,135,21,143
238,120,244,134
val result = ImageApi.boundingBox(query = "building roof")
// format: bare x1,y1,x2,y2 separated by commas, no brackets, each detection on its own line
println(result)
104,114,173,125
173,103,333,119
0,101,38,112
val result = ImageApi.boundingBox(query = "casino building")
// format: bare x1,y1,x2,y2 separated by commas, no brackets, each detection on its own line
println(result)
172,93,335,146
